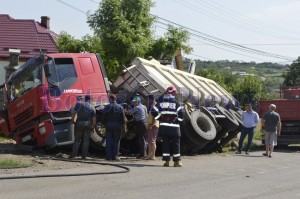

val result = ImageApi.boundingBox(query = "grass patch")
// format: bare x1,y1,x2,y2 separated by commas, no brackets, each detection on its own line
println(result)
254,129,263,140
0,159,31,169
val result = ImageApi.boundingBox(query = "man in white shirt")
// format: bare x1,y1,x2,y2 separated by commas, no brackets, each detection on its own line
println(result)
236,104,259,154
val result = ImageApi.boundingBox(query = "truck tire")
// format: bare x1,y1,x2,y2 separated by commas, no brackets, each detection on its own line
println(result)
182,119,210,151
200,106,222,132
181,122,203,154
190,110,217,141
200,128,229,154
90,129,106,150
215,104,239,131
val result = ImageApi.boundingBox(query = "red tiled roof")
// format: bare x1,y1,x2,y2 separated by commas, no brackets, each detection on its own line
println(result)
0,14,58,59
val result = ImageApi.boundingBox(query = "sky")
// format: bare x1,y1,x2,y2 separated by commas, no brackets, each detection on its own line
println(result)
1,0,300,64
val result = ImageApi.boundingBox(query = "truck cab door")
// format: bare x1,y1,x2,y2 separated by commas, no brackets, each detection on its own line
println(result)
0,83,10,136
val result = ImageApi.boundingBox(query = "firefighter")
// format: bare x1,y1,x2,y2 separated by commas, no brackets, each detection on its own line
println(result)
151,86,184,167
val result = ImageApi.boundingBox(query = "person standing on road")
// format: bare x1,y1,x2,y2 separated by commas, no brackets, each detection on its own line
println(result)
127,96,148,158
145,96,159,160
102,94,126,161
261,104,281,158
151,86,184,167
69,95,96,159
236,104,259,154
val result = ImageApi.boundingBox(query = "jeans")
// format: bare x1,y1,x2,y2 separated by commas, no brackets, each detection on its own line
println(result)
135,121,147,157
238,127,255,152
105,126,121,160
72,124,91,158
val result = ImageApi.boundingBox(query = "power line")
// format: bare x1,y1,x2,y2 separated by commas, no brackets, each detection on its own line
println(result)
56,0,87,15
206,0,300,36
191,43,300,46
175,0,300,41
156,18,294,61
55,0,296,62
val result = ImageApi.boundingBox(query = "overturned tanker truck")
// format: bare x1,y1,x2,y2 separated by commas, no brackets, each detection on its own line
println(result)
113,57,243,154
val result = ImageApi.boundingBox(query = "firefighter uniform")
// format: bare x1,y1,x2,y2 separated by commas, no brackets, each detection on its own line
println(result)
151,86,184,167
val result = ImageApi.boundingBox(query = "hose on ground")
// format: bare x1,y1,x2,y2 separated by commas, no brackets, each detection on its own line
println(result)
0,157,130,180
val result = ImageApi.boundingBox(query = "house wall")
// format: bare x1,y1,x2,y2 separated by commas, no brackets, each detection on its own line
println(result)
0,60,25,84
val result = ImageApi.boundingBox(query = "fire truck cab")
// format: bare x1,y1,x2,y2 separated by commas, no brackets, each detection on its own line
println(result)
0,53,109,147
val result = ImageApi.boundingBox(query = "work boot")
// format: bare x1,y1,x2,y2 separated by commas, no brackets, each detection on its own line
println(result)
163,161,170,167
174,161,183,167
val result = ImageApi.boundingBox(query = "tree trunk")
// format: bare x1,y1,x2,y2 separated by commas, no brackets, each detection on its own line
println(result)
175,49,184,71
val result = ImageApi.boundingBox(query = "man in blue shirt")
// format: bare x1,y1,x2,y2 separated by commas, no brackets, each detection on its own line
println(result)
102,94,126,161
128,96,148,158
237,104,259,154
69,95,96,159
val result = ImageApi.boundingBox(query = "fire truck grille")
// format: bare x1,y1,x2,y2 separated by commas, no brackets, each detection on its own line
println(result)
14,107,34,125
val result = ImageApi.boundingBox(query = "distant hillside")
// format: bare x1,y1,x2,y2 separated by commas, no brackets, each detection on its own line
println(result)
190,59,288,98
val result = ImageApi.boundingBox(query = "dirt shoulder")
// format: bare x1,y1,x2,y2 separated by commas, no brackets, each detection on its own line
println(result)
0,142,89,175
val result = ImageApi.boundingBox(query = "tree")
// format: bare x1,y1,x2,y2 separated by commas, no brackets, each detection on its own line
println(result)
56,32,103,54
87,0,155,80
233,76,267,109
146,25,192,68
283,57,300,86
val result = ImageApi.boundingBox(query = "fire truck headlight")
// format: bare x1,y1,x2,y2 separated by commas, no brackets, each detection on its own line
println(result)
39,126,46,135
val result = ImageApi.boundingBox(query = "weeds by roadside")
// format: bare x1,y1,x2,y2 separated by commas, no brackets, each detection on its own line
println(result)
0,159,31,169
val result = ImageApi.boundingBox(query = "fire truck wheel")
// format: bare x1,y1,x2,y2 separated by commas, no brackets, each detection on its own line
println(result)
190,110,217,141
215,104,239,131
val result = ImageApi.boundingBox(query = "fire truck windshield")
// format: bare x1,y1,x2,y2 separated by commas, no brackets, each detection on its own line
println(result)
9,60,42,100
47,58,78,96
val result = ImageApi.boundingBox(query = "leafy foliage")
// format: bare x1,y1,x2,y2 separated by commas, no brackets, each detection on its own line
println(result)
56,32,103,54
196,68,267,109
232,76,267,109
87,0,155,80
146,25,192,60
283,57,300,86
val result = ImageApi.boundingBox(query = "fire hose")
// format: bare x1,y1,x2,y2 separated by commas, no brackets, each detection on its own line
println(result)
0,157,130,180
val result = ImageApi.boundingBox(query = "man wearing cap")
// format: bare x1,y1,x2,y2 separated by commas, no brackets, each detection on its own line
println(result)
261,104,281,158
236,104,259,154
69,95,96,159
128,96,148,158
151,86,184,167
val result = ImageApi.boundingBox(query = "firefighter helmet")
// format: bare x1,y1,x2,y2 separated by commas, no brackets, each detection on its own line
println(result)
166,86,177,95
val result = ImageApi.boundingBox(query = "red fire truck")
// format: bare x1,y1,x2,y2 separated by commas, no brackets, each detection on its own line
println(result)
258,86,300,146
0,53,109,147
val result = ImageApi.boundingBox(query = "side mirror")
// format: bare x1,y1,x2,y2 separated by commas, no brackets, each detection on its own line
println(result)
44,63,51,77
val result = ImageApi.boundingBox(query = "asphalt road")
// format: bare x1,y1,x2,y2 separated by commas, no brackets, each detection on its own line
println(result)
1,149,300,199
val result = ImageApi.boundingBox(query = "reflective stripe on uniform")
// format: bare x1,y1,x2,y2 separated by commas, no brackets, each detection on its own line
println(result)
161,111,177,115
163,153,170,156
160,123,180,127
154,113,161,120
177,106,183,112
177,118,183,122
173,154,181,157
